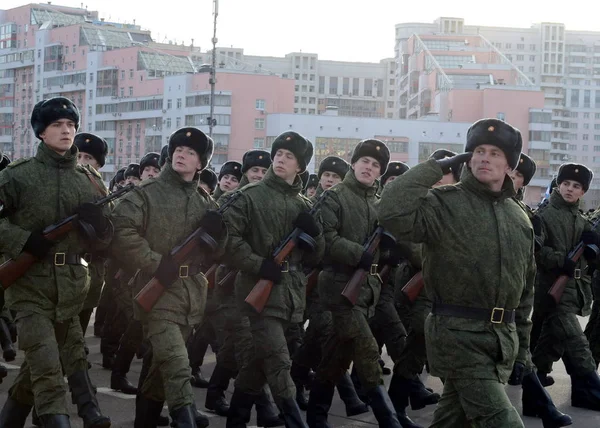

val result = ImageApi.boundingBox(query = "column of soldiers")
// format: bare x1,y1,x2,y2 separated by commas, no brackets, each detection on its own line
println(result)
4,97,600,428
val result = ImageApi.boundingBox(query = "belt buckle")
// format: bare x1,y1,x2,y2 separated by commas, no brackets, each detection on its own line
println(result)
54,253,66,266
281,260,289,273
370,263,378,276
83,253,92,264
491,307,504,324
179,265,189,278
574,268,581,280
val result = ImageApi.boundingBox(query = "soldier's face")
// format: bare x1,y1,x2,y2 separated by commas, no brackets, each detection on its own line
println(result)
77,152,100,170
40,119,76,155
509,170,525,191
320,171,342,190
126,176,141,186
273,149,301,183
306,187,317,197
141,166,160,181
199,182,212,194
469,145,511,190
172,145,202,181
559,180,585,203
352,156,381,187
246,166,268,183
433,173,457,188
219,174,240,191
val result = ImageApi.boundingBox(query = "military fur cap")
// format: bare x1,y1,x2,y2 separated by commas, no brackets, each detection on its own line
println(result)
0,154,11,172
318,156,349,180
218,161,243,181
515,153,537,187
159,145,169,168
114,167,126,183
465,118,522,170
306,174,319,190
242,150,272,173
270,131,313,173
140,152,161,174
168,127,213,171
74,133,108,167
381,161,410,185
557,163,593,191
200,168,218,193
31,97,80,140
124,163,140,179
429,149,463,182
351,139,390,175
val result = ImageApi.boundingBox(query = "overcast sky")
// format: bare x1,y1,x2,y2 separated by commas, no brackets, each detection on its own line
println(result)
3,0,597,62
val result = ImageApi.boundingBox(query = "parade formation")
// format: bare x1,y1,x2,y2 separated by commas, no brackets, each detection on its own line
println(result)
3,95,600,428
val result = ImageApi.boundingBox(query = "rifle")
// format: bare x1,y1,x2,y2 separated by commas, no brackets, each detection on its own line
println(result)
548,218,600,305
340,227,388,305
0,184,134,290
217,269,238,289
401,270,424,304
245,191,330,313
204,263,218,289
134,190,243,312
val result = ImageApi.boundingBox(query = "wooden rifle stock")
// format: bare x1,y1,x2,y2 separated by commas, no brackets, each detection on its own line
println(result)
205,264,218,290
548,243,585,305
305,268,320,296
0,183,134,290
341,226,384,305
401,271,424,304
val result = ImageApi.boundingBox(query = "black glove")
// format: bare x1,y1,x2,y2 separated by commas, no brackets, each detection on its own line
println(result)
380,249,402,268
23,231,54,259
436,152,472,175
581,231,600,247
154,255,180,288
76,203,108,235
294,211,320,238
200,210,224,241
259,258,282,284
507,362,525,386
358,252,374,271
561,257,577,277
531,216,542,237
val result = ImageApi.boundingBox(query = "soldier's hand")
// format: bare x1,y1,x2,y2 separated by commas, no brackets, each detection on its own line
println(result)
436,152,472,175
200,210,224,241
259,258,282,284
581,230,600,247
76,203,108,235
508,362,525,385
294,211,320,238
154,255,180,288
561,257,577,277
379,249,402,268
23,231,54,259
358,252,375,271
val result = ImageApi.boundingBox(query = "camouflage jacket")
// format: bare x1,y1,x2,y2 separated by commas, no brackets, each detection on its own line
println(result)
379,159,535,382
111,162,223,325
0,142,112,321
223,167,325,322
317,170,381,317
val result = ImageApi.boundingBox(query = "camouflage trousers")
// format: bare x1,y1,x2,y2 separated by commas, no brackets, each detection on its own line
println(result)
430,378,523,427
370,289,407,364
394,294,431,378
533,311,597,376
9,312,87,416
294,309,332,371
316,303,382,391
235,315,296,400
212,306,251,373
141,320,194,410
584,300,600,365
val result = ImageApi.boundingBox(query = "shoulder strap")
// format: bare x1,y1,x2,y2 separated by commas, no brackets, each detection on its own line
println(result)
83,168,108,197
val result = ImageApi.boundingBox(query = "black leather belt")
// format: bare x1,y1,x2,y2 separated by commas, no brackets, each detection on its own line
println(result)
432,302,516,324
324,263,379,276
177,265,204,278
46,253,88,267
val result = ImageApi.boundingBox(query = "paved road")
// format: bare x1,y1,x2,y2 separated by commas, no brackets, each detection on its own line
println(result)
1,314,600,427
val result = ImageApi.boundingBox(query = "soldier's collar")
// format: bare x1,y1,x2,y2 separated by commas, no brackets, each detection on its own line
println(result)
460,168,515,201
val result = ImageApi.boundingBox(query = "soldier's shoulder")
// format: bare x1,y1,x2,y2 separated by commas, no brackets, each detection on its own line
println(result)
76,164,102,179
138,178,160,191
6,157,32,170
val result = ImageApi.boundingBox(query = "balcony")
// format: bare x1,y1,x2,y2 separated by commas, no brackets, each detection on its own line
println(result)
544,92,564,100
529,140,552,150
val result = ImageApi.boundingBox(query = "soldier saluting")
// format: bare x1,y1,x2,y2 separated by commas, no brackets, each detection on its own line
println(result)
380,118,535,427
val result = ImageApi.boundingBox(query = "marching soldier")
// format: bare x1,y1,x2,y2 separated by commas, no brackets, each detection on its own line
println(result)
304,174,318,198
379,118,535,427
140,152,161,180
124,163,141,186
111,127,225,427
213,160,242,200
199,169,218,195
0,97,112,427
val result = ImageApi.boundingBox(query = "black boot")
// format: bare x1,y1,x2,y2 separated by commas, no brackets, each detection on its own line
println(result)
279,397,309,428
538,371,555,387
110,345,138,395
134,395,164,428
67,370,111,428
192,404,210,428
388,374,423,428
190,366,210,388
0,317,16,362
0,396,32,427
226,389,257,428
38,414,71,427
522,372,572,427
256,386,285,427
306,380,335,428
102,353,115,370
290,363,310,411
366,385,402,428
571,370,600,411
205,364,234,416
379,358,392,375
336,372,368,416
408,377,440,410
170,404,197,428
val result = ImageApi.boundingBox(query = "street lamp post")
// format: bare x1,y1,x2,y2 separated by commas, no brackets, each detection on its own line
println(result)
208,0,218,139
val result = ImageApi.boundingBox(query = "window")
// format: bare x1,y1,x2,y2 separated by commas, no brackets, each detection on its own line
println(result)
364,78,373,96
89,89,93,99
176,98,182,109
585,113,590,119
595,135,600,141
387,101,394,108
255,99,265,110
167,99,172,109
505,43,511,49
129,69,134,78
517,44,524,50
583,145,589,151
89,72,93,83
585,123,590,129
129,87,133,96
570,123,578,129
530,44,536,50
529,55,536,61
529,66,535,72
584,90,591,108
352,78,359,96
517,55,524,61
596,124,600,130
166,118,171,129
329,77,338,95
571,89,580,107
569,144,577,151
176,117,181,128
343,77,349,95
253,138,264,148
121,70,125,79
596,113,600,120
318,76,325,94
387,113,393,118
255,118,265,129
594,145,600,152
584,134,590,140
88,106,92,116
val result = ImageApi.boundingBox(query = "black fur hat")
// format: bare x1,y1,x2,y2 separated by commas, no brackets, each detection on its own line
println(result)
381,161,410,185
465,118,522,170
0,154,11,172
351,139,390,175
140,152,161,174
74,133,108,167
218,161,243,181
270,131,313,173
168,127,213,171
515,153,537,187
305,174,318,190
557,163,593,191
429,149,463,182
199,168,218,193
242,150,272,173
159,145,169,168
124,163,140,180
31,97,80,140
318,156,349,180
